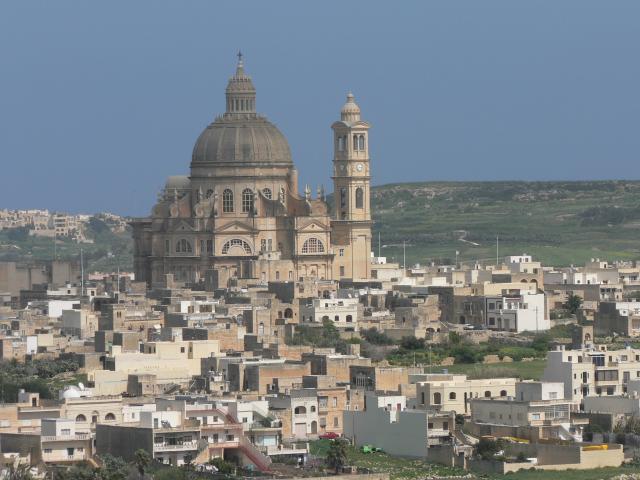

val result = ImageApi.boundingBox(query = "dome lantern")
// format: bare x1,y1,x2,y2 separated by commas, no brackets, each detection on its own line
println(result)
225,51,256,117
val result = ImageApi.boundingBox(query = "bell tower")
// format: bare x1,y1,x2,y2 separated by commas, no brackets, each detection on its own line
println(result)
331,93,372,280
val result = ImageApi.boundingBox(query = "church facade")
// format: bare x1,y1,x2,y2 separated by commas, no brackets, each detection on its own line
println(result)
131,56,372,287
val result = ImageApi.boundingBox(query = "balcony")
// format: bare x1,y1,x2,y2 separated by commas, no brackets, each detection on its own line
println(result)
154,441,199,452
259,442,309,457
41,433,91,442
43,452,88,463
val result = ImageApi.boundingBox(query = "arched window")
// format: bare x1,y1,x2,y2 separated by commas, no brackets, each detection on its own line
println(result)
221,239,252,255
337,136,344,152
433,393,442,405
358,134,365,150
294,406,307,415
302,238,325,254
75,414,87,422
346,315,353,322
223,189,234,212
340,188,347,209
353,134,359,150
355,187,364,209
449,392,456,400
284,308,293,319
484,391,491,398
105,413,116,421
176,239,192,253
242,188,254,213
262,188,272,200
500,390,508,397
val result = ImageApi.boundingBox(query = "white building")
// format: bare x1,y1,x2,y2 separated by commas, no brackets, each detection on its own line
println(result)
470,381,585,442
485,291,548,332
300,297,360,331
542,345,640,404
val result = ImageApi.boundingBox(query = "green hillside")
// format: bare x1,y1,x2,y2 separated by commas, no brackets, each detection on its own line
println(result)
0,216,132,272
3,181,640,272
371,180,640,267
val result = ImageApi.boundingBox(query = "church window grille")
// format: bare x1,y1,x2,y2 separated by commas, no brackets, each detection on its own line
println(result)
301,238,325,254
358,134,365,150
221,239,252,255
262,188,272,199
242,188,254,213
355,187,364,209
223,189,234,212
176,239,192,254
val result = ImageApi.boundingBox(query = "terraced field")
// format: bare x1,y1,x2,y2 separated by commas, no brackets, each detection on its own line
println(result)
371,180,640,267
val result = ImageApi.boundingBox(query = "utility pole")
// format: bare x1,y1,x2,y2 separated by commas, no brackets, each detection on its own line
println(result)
80,247,84,297
403,240,406,271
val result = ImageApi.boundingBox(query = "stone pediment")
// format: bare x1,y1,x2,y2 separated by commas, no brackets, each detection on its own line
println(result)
171,219,197,232
214,220,256,234
297,218,329,232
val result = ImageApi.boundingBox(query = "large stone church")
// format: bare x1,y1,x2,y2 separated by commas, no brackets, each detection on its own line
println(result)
131,55,372,287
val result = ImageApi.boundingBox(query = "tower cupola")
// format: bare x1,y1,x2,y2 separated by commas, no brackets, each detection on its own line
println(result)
340,92,361,122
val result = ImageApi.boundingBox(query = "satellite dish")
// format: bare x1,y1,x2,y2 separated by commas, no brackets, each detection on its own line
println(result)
78,383,85,390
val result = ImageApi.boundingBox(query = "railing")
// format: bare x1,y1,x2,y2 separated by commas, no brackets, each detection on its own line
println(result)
259,443,309,456
154,441,199,452
238,435,272,471
41,433,91,442
43,453,87,462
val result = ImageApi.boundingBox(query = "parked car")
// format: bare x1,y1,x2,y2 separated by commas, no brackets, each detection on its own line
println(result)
319,432,340,440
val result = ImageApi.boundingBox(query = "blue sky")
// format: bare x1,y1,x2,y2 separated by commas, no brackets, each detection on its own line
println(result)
1,1,639,216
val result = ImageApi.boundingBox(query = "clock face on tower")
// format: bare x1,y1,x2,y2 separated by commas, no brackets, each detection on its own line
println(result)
356,163,364,172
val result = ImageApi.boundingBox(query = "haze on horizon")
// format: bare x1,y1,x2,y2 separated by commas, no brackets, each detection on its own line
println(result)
1,0,639,217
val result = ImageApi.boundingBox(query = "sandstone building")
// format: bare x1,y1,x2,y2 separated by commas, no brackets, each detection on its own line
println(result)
131,55,373,287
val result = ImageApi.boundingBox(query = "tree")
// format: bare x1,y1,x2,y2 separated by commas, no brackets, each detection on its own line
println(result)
566,294,583,315
3,464,33,480
475,437,502,460
98,454,129,480
134,449,151,479
326,438,349,473
448,331,462,345
400,336,425,350
209,457,234,474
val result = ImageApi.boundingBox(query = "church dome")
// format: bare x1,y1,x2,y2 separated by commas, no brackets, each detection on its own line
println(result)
191,54,292,167
192,117,292,166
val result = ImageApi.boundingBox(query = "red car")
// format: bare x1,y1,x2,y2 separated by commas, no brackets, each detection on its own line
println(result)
319,432,340,440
